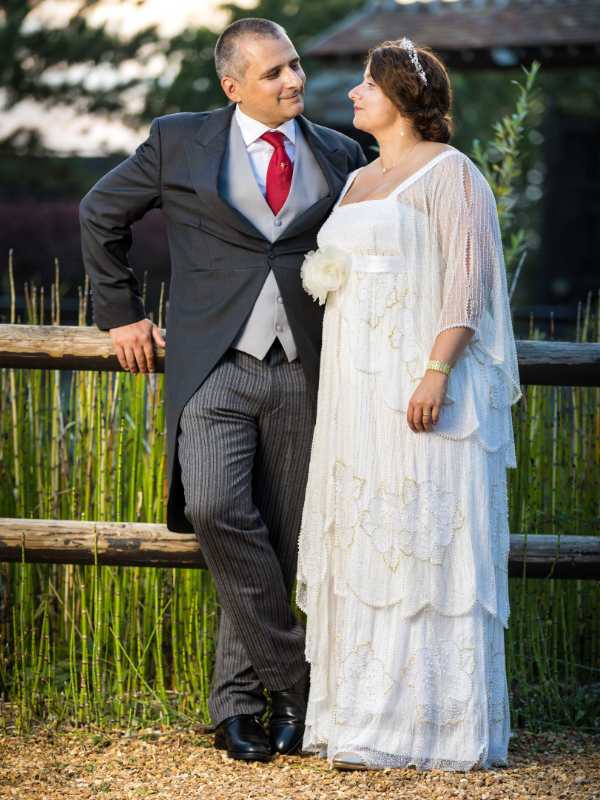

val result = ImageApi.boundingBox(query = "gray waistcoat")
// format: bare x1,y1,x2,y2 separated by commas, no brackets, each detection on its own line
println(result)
218,114,329,361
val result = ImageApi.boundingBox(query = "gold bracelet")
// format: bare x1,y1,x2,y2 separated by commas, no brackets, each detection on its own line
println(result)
427,359,452,376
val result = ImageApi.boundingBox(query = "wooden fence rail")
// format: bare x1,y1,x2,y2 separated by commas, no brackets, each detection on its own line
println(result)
1,519,599,579
1,324,600,386
0,519,206,570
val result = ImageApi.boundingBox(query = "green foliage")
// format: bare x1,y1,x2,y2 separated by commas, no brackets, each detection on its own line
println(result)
451,68,600,154
143,26,221,120
472,62,540,232
471,62,540,283
0,0,162,118
447,65,600,308
472,61,540,300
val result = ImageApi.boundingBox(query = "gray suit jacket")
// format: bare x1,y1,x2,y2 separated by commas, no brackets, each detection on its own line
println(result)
79,103,367,532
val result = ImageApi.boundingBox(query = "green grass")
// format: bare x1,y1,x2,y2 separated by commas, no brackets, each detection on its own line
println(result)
505,303,600,732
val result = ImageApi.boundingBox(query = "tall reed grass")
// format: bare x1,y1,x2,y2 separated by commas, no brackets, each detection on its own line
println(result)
0,260,220,733
506,300,600,731
1,261,599,734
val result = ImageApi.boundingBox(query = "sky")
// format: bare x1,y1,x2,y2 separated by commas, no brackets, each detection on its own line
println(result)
0,0,232,155
28,0,230,38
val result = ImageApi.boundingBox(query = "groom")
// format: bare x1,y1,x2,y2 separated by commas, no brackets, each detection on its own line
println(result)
80,18,365,761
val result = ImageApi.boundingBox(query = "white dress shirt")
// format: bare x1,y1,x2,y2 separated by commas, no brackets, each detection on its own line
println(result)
229,105,298,362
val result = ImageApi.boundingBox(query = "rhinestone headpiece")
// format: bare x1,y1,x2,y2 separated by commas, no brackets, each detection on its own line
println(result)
399,37,427,86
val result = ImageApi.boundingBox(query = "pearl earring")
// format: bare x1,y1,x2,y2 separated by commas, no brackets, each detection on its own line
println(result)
400,122,405,136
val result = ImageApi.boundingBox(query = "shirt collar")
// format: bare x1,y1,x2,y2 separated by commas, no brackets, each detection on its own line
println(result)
235,104,296,147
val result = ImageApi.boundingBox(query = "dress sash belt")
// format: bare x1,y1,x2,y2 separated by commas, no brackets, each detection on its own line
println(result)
349,254,406,274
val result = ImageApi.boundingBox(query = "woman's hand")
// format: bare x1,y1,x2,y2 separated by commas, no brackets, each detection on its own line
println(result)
408,326,474,432
407,370,448,433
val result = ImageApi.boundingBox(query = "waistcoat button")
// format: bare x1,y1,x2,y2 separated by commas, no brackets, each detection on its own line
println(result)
274,219,282,227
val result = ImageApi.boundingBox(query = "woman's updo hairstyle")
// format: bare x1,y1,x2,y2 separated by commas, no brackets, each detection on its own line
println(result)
367,40,453,143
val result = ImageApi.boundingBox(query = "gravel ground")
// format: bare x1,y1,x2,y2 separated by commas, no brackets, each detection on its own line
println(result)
0,728,598,799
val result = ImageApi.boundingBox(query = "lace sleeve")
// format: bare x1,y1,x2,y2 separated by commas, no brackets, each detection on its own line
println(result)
433,153,521,405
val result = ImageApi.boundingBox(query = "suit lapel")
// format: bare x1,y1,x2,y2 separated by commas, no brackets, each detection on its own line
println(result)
184,105,266,241
296,115,348,201
277,115,348,242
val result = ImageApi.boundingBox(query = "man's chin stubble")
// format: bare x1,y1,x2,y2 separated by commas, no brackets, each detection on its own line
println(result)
279,96,304,115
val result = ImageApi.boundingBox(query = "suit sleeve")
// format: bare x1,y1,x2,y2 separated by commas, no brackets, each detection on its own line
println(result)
354,139,368,170
79,118,162,331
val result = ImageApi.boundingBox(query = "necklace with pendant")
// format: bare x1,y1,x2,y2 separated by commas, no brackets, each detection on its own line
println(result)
381,139,424,177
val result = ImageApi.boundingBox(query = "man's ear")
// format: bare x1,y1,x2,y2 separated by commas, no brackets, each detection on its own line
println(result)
221,76,241,103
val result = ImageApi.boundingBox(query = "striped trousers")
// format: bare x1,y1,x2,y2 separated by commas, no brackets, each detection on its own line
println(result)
177,340,316,725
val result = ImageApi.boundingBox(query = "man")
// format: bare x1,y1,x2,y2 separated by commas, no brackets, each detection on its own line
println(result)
80,18,366,762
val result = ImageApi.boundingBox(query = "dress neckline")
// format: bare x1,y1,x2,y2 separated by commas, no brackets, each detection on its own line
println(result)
336,149,459,210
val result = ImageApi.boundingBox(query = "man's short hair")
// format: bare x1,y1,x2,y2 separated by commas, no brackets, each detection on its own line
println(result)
215,18,287,83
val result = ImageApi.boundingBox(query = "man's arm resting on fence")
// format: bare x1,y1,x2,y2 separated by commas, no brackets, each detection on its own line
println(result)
110,318,165,375
79,118,165,374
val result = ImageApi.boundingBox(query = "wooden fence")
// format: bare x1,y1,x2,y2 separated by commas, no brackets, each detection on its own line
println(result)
1,519,599,579
1,324,599,578
1,323,600,385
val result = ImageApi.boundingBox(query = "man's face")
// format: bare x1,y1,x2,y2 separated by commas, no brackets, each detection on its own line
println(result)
221,35,305,127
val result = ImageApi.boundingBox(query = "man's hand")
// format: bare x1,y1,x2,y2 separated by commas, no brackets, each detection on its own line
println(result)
109,319,166,375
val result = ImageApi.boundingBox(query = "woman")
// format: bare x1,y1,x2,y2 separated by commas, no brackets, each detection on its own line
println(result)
296,39,521,772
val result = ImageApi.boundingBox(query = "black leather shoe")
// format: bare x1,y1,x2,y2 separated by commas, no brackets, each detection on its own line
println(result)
269,668,310,756
214,714,271,762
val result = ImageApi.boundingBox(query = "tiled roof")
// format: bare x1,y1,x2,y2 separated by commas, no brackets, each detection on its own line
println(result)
305,0,600,57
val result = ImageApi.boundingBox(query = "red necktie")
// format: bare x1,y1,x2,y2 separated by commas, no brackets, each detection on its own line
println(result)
260,130,293,216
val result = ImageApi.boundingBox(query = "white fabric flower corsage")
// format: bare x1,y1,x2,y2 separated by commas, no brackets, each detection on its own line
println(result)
301,245,351,306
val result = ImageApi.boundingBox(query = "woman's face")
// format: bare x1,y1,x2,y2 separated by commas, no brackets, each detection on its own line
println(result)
349,68,399,135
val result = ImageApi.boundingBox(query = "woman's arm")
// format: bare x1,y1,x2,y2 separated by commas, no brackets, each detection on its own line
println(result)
407,326,474,434
407,154,488,433
407,154,519,434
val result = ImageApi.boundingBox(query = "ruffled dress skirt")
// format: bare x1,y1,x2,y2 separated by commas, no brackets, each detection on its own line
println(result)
297,273,514,771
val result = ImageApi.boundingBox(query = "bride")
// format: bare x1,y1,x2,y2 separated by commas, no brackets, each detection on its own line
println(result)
296,39,521,772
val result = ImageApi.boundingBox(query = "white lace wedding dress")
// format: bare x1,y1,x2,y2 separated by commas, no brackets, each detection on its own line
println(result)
296,150,521,771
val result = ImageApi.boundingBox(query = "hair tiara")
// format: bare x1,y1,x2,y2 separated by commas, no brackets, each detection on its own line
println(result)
399,37,427,86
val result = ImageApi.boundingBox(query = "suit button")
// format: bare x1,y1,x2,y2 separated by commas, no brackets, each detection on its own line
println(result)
268,252,276,260
274,219,282,227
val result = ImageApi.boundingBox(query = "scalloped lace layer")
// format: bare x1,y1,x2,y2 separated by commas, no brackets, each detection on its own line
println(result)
334,281,518,467
299,596,510,772
297,291,512,624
